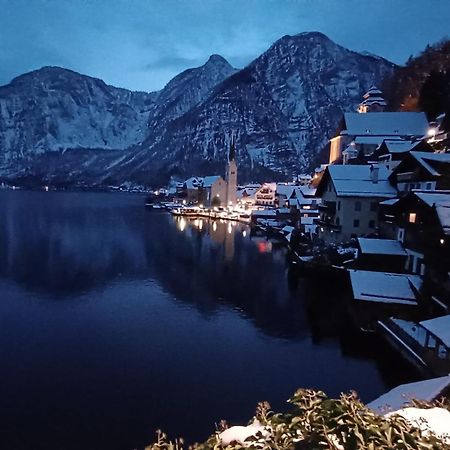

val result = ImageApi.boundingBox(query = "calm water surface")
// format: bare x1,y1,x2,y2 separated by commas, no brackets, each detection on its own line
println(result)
0,191,419,450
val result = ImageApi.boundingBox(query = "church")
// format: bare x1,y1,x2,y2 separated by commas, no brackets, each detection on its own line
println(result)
328,86,429,165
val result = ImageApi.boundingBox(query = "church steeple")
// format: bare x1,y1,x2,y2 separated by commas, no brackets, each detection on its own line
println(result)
358,85,387,113
228,135,236,162
226,134,237,206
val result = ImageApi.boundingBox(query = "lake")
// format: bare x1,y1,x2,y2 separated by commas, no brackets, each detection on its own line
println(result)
0,190,419,450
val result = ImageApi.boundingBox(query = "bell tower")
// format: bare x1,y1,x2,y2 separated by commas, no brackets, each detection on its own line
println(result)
226,136,237,207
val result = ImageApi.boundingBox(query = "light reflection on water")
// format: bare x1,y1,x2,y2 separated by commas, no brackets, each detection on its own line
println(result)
0,190,419,450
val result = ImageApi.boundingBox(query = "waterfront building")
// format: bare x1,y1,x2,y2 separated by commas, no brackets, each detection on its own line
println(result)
315,164,397,242
379,315,450,377
199,176,227,207
378,190,450,309
255,183,277,206
356,237,407,273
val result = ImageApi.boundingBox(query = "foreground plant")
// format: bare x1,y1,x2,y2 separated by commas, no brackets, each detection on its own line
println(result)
145,389,449,450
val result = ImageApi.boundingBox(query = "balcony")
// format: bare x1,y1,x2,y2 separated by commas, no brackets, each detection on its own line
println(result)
315,219,341,231
318,201,336,214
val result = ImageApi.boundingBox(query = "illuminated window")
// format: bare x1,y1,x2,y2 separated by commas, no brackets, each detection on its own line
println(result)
409,213,417,223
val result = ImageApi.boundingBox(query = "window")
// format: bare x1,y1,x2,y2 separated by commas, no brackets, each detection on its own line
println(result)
353,219,360,228
336,217,340,226
337,201,341,211
369,220,375,228
355,201,362,211
426,182,432,190
409,212,417,223
370,202,377,212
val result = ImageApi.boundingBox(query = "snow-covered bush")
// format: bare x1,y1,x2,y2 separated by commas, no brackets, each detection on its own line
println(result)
144,389,449,450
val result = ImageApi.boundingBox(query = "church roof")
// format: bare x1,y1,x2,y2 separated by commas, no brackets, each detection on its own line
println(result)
342,112,429,137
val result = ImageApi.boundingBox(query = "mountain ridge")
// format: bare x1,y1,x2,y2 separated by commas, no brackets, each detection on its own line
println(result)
0,32,396,187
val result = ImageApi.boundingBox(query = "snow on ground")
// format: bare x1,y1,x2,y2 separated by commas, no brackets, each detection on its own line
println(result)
219,419,270,446
387,407,450,444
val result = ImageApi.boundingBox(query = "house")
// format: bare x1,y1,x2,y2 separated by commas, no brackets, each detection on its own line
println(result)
388,151,450,194
177,176,203,203
378,190,450,308
315,165,397,242
236,184,260,207
255,183,277,206
373,139,433,169
348,269,421,331
356,237,407,273
379,315,450,376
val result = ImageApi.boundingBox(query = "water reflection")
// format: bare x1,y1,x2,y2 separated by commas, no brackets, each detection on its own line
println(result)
0,191,420,450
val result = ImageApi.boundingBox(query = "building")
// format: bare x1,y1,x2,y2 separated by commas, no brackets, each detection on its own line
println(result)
328,86,429,165
199,176,227,207
226,138,237,206
379,190,450,308
315,165,397,242
388,151,450,194
379,315,450,376
357,85,387,113
255,183,277,206
356,237,407,273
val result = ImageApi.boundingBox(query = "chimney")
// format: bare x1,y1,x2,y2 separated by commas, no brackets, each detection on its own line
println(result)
370,165,379,184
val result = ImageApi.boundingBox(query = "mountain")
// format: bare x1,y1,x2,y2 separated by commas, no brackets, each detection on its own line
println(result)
0,32,396,187
0,67,156,161
104,32,396,184
383,38,450,123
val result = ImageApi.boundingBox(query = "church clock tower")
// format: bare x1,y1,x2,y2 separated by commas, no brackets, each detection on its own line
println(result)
226,136,237,207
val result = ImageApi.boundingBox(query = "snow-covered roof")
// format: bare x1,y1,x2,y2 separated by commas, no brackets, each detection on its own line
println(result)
184,176,203,189
343,112,429,137
202,175,222,187
379,198,399,206
363,86,383,98
349,270,421,305
327,165,397,198
384,140,420,153
420,315,450,347
276,184,295,198
415,191,450,207
436,205,450,235
358,238,406,256
354,136,393,146
410,151,450,176
367,375,450,413
296,185,316,197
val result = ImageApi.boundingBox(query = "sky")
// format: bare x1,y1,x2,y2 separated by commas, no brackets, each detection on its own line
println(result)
0,0,449,92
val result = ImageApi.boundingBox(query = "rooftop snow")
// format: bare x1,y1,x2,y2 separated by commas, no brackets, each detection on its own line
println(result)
276,184,295,198
436,205,450,235
420,315,450,347
328,165,397,198
367,375,450,413
349,270,421,305
202,175,221,187
410,151,450,176
384,140,419,153
354,136,393,145
358,238,406,256
343,112,429,137
415,191,450,207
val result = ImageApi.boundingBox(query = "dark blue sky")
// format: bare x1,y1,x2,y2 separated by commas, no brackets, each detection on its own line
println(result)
0,0,449,92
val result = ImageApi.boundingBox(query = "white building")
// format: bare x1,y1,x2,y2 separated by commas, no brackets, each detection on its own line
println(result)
315,165,397,242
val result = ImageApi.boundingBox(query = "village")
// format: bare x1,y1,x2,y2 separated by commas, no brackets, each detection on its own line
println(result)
146,86,450,404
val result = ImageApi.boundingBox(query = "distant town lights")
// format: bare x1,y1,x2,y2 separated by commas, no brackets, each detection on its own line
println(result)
440,238,445,245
